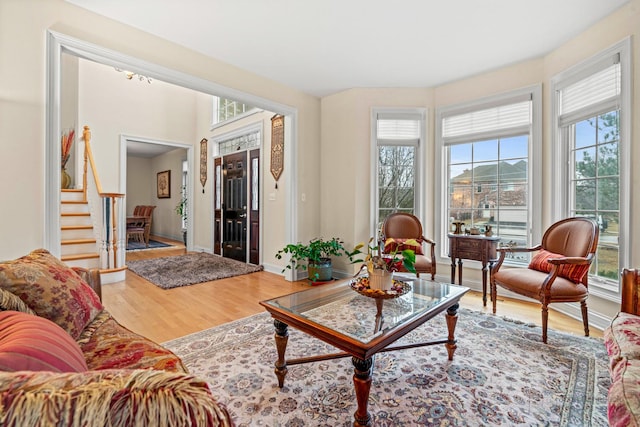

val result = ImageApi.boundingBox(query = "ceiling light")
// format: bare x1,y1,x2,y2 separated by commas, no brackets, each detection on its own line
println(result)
114,68,152,84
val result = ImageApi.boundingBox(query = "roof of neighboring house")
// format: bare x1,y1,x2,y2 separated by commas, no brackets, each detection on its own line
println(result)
451,160,527,184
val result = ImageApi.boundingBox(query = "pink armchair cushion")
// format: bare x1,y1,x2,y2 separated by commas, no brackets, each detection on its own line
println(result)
384,238,424,255
528,249,590,283
0,311,88,372
0,249,103,339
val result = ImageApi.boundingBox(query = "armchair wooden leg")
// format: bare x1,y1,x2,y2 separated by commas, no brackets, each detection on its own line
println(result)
580,300,590,337
490,281,497,314
541,304,549,344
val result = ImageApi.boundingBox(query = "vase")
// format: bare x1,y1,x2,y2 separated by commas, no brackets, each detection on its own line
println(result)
61,168,71,189
308,258,333,283
368,267,393,291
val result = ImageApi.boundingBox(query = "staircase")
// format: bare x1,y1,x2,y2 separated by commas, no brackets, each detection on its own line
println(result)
60,188,100,269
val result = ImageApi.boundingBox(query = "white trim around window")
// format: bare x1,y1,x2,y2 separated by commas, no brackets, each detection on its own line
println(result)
551,37,632,301
370,108,427,237
435,84,542,264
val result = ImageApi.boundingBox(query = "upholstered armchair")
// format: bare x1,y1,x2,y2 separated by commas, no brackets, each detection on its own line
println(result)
381,213,436,280
490,217,599,343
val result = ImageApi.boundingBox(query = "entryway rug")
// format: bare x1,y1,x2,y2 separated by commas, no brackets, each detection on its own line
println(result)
164,308,610,426
126,239,173,251
127,252,263,289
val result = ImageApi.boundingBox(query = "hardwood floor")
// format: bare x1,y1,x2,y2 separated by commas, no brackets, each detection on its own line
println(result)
104,236,603,343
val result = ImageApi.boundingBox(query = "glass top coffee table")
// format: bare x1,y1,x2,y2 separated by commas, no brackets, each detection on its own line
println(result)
260,275,469,427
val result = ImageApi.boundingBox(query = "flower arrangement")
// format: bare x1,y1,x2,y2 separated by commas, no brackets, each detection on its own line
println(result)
61,129,75,169
350,236,417,275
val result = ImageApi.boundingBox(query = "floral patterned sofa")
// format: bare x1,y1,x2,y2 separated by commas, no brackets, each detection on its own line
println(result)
604,268,640,427
0,249,233,427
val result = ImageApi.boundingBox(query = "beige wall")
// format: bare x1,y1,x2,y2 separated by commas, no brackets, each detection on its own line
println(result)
125,156,153,213
77,59,197,189
150,149,186,240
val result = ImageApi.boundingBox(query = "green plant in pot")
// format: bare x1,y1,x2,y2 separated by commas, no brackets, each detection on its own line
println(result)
275,237,351,283
175,190,187,245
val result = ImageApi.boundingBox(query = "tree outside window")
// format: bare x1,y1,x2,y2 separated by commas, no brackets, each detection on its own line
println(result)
570,110,620,280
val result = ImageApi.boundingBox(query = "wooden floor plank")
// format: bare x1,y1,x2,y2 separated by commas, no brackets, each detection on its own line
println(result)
103,236,603,343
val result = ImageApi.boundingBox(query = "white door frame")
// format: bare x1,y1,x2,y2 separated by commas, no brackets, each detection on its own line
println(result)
45,30,298,261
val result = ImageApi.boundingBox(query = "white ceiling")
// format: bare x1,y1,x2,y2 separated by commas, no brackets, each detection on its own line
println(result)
66,0,628,98
126,140,184,158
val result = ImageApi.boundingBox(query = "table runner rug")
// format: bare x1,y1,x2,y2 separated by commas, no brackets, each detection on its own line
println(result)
164,308,609,426
127,252,263,289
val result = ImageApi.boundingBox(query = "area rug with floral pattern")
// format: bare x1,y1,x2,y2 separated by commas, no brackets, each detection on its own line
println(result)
164,308,610,426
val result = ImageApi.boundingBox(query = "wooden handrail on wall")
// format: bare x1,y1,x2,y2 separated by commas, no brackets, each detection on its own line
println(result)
81,126,125,269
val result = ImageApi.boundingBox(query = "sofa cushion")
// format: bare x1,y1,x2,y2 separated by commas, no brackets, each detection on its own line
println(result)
605,312,640,371
77,311,187,373
608,358,640,427
0,288,35,315
0,249,103,339
0,369,233,427
0,311,87,372
384,238,423,255
528,249,590,283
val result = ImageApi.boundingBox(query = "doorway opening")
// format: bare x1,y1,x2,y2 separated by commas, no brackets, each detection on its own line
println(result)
121,136,193,249
47,30,298,272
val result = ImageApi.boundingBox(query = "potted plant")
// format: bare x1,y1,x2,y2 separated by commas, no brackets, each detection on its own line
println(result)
350,237,417,290
275,237,352,283
175,191,187,245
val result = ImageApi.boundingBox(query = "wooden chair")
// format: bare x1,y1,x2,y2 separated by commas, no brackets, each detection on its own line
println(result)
490,217,599,343
126,218,146,246
126,205,156,247
139,205,156,246
381,212,436,280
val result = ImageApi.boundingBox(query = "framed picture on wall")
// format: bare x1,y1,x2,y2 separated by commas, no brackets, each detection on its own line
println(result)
157,170,171,198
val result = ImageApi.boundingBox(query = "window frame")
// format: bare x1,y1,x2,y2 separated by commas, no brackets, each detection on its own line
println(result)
551,38,632,301
435,85,542,264
211,96,260,129
370,108,427,236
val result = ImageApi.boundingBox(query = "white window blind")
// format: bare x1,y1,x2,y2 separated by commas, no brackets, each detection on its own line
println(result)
377,113,420,141
557,56,620,126
442,96,531,145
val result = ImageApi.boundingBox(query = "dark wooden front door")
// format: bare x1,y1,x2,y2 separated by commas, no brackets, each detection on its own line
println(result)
222,152,247,262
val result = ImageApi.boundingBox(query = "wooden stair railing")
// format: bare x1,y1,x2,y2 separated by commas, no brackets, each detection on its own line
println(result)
81,126,125,270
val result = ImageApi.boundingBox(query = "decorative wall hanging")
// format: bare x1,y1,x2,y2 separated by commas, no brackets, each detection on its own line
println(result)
270,114,284,189
157,170,171,198
200,138,208,193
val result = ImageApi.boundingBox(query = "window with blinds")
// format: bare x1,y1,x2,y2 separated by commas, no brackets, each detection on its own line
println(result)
442,98,531,144
553,41,629,294
374,111,424,227
438,88,539,264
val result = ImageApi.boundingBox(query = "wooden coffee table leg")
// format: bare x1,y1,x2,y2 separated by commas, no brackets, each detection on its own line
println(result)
445,303,460,361
352,356,373,427
273,319,289,388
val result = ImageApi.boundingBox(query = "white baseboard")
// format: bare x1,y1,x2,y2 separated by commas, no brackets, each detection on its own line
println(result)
100,269,126,284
